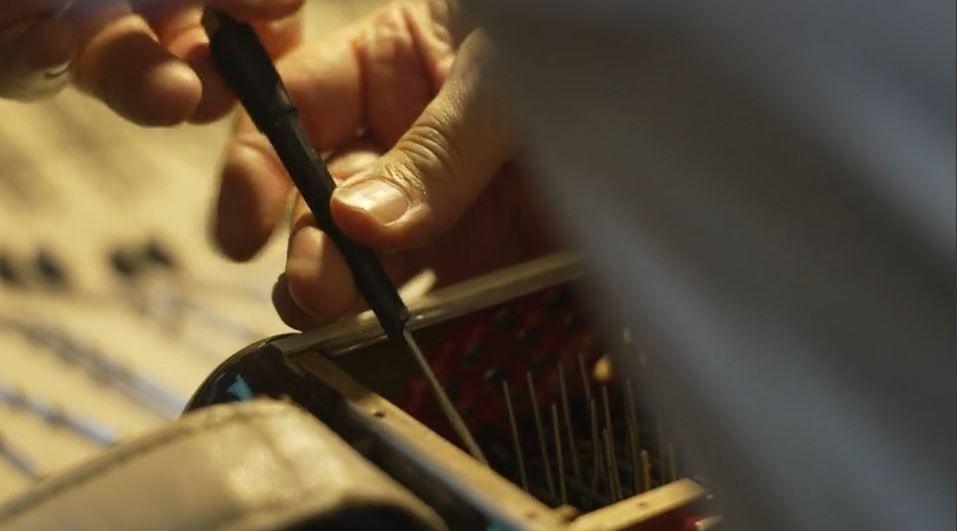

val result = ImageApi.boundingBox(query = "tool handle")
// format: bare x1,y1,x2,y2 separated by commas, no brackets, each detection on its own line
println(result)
204,11,409,339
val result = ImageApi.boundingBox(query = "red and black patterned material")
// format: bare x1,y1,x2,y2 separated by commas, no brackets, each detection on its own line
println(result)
400,286,603,441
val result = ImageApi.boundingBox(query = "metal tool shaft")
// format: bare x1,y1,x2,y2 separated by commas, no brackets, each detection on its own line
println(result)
502,380,529,490
551,404,567,505
527,372,556,498
403,330,486,464
558,362,581,478
204,10,483,465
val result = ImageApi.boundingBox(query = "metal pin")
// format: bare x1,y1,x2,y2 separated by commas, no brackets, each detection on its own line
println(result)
624,379,641,493
576,353,593,407
625,421,639,495
550,404,567,505
581,353,604,507
600,386,623,497
501,380,529,491
0,432,41,481
526,371,556,498
557,361,581,478
694,516,724,530
608,432,622,499
585,397,602,509
667,443,678,482
602,428,620,501
655,412,667,484
403,330,486,465
600,386,615,441
640,449,652,492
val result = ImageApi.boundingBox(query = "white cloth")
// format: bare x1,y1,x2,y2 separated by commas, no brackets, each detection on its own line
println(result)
471,1,955,529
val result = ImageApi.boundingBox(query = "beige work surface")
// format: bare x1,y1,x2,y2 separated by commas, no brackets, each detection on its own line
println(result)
0,1,384,504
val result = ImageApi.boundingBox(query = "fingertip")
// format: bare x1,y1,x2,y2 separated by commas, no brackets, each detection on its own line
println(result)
183,45,235,123
160,24,235,123
140,60,203,125
330,182,432,250
215,141,289,261
74,17,202,125
329,193,391,246
285,226,360,322
271,274,321,330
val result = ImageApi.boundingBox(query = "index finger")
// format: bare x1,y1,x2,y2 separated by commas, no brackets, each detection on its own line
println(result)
140,0,303,122
212,25,364,260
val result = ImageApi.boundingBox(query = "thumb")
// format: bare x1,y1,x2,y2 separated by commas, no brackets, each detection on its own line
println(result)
330,32,516,250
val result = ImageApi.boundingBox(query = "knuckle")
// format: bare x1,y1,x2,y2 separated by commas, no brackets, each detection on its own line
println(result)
395,112,465,202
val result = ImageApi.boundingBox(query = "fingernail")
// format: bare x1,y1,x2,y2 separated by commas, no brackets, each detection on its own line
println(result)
335,180,409,225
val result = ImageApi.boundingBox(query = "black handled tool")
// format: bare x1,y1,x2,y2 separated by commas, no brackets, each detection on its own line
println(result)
202,10,486,463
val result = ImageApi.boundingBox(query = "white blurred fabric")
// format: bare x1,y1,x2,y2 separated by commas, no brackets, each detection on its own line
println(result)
470,1,955,529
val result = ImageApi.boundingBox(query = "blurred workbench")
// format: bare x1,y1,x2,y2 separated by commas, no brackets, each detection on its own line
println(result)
0,0,383,503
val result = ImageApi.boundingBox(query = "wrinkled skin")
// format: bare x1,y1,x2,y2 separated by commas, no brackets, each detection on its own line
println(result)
213,1,551,329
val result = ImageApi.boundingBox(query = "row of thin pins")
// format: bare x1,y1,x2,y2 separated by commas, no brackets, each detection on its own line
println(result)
500,353,679,510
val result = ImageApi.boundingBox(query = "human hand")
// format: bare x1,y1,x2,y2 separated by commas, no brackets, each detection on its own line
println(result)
214,0,552,329
0,0,303,124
